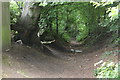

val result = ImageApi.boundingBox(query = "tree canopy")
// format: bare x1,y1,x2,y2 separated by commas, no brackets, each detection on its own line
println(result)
10,1,120,46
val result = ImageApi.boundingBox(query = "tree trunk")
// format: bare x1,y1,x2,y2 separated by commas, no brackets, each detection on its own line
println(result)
56,8,59,34
65,8,69,31
49,21,53,32
0,2,11,51
12,2,42,46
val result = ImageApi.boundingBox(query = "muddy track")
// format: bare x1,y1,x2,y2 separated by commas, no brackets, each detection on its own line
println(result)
2,42,118,78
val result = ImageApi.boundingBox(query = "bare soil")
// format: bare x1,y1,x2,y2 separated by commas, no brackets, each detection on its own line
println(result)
2,40,118,78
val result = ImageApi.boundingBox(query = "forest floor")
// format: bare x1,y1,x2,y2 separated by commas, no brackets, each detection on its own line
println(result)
2,39,118,78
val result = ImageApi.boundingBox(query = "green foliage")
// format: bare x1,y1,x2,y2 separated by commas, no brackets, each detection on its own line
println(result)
95,50,120,78
94,62,119,78
31,2,119,43
38,2,91,41
62,33,71,42
10,1,120,45
10,1,22,24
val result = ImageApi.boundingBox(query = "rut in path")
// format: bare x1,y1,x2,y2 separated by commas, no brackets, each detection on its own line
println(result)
44,45,71,60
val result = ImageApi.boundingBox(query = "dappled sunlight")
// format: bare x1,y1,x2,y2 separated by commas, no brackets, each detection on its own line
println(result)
1,1,119,78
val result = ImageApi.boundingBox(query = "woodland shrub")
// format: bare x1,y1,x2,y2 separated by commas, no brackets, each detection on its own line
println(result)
94,62,119,78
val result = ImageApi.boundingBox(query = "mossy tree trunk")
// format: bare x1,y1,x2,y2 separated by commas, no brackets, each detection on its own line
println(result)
11,2,44,47
0,2,11,51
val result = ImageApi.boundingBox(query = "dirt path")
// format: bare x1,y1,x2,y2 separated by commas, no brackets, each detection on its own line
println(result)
2,41,118,78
